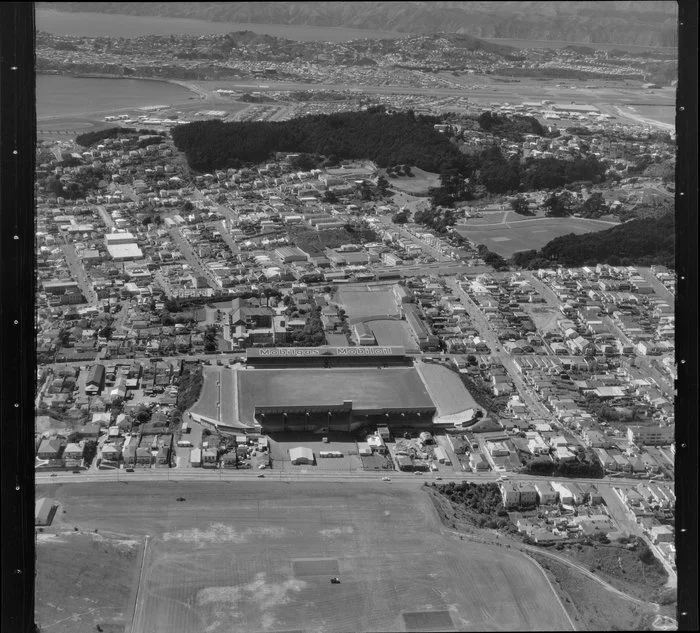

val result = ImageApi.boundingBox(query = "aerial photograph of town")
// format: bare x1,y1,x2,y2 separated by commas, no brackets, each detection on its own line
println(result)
31,2,684,632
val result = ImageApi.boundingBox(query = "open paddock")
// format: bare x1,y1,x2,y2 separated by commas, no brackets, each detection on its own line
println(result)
457,217,618,258
36,481,573,633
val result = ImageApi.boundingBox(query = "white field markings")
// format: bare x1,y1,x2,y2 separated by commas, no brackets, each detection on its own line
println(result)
130,535,150,633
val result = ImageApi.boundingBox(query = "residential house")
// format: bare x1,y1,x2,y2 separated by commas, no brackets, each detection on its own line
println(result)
202,448,218,468
63,443,84,468
85,364,105,395
534,481,559,505
37,438,65,464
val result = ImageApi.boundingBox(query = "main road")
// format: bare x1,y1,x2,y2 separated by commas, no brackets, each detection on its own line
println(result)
36,467,648,488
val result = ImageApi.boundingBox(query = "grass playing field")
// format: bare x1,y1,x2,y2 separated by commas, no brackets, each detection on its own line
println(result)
36,482,574,633
236,368,435,418
386,167,441,196
457,218,618,258
337,287,401,320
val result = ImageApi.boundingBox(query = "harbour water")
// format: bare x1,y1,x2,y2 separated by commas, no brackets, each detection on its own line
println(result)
37,74,195,120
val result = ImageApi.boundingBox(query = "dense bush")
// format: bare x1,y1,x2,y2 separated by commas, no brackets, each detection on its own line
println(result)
171,107,466,173
523,457,605,479
511,212,675,269
176,366,204,412
478,111,546,141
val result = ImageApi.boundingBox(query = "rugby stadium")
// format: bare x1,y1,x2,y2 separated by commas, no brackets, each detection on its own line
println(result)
242,347,436,433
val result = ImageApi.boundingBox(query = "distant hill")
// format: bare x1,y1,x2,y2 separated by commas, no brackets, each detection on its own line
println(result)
510,213,675,269
38,2,678,48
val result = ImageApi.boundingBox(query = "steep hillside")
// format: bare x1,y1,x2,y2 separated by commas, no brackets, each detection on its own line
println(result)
510,213,675,269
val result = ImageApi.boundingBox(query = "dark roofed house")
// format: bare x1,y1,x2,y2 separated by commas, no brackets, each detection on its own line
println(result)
85,363,105,395
231,303,275,329
37,437,65,463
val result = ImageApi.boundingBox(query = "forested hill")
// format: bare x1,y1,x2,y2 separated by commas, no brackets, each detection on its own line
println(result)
510,213,675,269
171,109,466,173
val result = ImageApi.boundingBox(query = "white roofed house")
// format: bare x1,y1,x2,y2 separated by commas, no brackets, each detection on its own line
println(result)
63,443,84,468
551,481,584,506
499,481,520,508
100,443,122,465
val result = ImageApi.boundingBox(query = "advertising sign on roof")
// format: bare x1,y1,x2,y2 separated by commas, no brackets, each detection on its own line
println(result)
246,346,404,357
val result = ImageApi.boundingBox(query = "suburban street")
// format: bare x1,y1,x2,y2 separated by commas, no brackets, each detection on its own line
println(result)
445,276,554,420
58,238,99,305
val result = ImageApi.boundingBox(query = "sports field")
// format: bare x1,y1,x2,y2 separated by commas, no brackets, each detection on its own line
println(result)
37,482,574,633
237,368,434,417
456,218,617,258
337,287,401,320
387,167,441,196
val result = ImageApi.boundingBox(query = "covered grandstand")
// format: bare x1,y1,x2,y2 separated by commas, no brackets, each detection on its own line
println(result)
238,365,436,433
246,346,413,368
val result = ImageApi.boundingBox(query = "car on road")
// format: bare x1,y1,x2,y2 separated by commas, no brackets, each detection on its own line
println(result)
414,471,423,475
50,473,57,477
435,476,442,481
330,577,340,584
381,477,391,482
176,497,186,502
257,474,265,478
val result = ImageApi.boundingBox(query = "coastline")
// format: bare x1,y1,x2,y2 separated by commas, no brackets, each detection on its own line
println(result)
37,70,203,96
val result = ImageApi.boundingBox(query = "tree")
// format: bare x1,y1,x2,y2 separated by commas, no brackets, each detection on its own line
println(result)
392,210,409,224
581,192,609,218
510,196,532,216
543,191,573,217
358,183,373,201
204,340,217,352
376,175,390,194
322,190,338,203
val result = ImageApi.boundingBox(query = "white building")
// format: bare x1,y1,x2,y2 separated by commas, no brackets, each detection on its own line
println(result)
289,446,314,465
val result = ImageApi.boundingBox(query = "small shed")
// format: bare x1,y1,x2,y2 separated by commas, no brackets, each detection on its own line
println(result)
35,498,57,526
289,446,314,465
